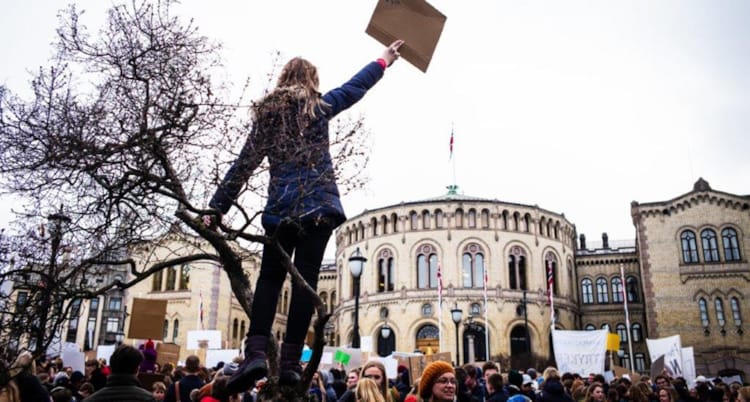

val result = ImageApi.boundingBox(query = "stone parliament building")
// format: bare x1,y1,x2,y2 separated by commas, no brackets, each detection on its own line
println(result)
327,178,749,378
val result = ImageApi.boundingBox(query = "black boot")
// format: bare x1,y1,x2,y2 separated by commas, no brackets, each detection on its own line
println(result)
278,342,304,386
226,335,269,394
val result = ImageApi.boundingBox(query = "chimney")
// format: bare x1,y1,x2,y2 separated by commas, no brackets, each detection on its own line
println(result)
579,234,586,250
602,232,609,249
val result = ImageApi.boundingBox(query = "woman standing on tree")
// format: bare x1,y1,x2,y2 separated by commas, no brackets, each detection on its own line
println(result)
206,39,404,394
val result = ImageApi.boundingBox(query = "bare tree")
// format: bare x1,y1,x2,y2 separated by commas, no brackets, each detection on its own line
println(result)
0,1,369,399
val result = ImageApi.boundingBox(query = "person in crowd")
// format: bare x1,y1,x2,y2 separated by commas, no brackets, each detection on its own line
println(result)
606,387,620,402
585,383,606,402
338,369,361,402
402,376,420,402
571,379,587,402
165,355,205,402
11,351,50,402
205,33,405,394
538,369,573,402
83,344,155,401
654,376,672,393
395,365,411,402
356,378,386,402
459,364,484,402
635,382,657,402
522,375,537,400
418,361,456,402
50,385,73,402
360,361,398,402
152,381,167,401
322,370,339,402
628,384,650,402
657,386,679,402
508,371,532,402
139,339,158,373
308,370,325,401
487,373,507,402
736,387,750,402
84,359,107,391
78,382,95,400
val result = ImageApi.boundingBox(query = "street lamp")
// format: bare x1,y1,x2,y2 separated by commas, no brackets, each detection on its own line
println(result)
518,290,530,355
115,331,125,346
348,247,366,348
451,304,463,365
380,322,391,339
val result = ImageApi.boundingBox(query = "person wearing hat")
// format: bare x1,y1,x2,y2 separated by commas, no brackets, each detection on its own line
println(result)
418,361,456,402
507,371,533,402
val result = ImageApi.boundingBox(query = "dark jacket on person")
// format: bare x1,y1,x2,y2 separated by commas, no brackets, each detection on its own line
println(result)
15,370,50,402
164,374,204,402
89,368,108,391
538,379,574,402
209,61,385,230
337,388,356,402
488,388,509,402
83,373,155,401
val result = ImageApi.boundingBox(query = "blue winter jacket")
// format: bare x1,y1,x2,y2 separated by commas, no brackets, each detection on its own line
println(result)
209,61,385,229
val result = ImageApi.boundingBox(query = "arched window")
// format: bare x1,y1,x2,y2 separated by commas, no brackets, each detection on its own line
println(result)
422,210,431,229
462,243,485,288
626,276,639,302
722,228,742,261
715,298,726,327
172,319,179,341
581,279,594,304
377,249,395,293
468,209,477,228
165,266,177,291
330,291,337,313
163,320,169,341
545,252,558,295
701,229,719,262
410,211,418,230
631,323,643,342
699,298,710,327
435,209,444,228
616,323,627,343
179,264,190,290
371,217,378,237
347,229,352,245
240,321,246,342
415,324,439,354
359,223,365,240
417,244,438,289
510,325,530,355
501,211,508,230
611,277,624,303
391,213,399,233
232,318,239,342
470,303,482,316
730,297,742,326
508,246,527,290
681,230,699,263
584,324,596,331
554,222,560,239
481,209,490,228
524,214,531,233
152,271,163,292
634,354,646,373
320,292,329,313
596,277,609,303
381,215,388,235
455,209,464,228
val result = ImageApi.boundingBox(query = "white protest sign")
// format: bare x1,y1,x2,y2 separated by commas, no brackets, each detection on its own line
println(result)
681,346,695,385
205,349,241,368
553,329,607,375
62,349,85,373
646,335,683,377
361,336,373,352
97,344,116,364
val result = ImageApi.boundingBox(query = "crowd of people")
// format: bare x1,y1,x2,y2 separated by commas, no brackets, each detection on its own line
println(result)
1,343,749,402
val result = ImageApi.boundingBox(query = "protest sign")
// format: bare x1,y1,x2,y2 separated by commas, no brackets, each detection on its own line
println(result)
646,335,683,378
552,329,608,375
128,298,167,340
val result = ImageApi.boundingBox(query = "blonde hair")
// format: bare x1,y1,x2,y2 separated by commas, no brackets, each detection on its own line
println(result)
361,361,394,402
274,57,326,120
356,378,386,402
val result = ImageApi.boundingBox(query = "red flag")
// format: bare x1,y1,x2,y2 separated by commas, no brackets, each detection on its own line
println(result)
449,130,454,160
546,260,554,305
437,263,444,305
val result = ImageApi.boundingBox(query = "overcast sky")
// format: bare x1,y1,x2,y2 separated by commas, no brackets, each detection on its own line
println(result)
2,1,749,258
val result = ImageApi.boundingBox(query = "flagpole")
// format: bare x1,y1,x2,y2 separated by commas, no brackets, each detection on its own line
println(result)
483,264,489,361
548,260,555,328
438,262,444,354
621,264,635,370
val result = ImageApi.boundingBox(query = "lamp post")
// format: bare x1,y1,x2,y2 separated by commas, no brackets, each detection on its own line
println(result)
451,304,463,365
36,206,70,354
348,247,366,349
115,331,125,346
521,290,530,355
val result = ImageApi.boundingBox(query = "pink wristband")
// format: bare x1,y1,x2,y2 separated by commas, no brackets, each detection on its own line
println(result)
376,58,387,69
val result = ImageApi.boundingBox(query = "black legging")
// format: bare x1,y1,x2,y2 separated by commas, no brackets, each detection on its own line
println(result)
248,222,332,344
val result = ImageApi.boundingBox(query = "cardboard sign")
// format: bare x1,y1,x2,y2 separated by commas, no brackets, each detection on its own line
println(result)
156,342,180,367
366,0,447,72
128,298,167,340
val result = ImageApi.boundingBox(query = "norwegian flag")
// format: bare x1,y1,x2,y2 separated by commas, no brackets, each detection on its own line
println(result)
199,291,205,330
449,130,454,160
546,260,554,304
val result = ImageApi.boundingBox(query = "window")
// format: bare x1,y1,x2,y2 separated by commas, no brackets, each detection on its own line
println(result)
611,277,624,303
631,323,643,342
232,319,239,341
163,320,169,341
422,211,430,229
455,209,464,228
584,324,596,330
508,246,527,290
165,266,177,290
371,217,378,236
634,354,646,372
462,243,485,288
715,298,726,327
620,353,630,370
722,228,742,261
699,298,710,327
730,297,742,326
470,303,482,316
179,264,190,290
581,279,594,304
108,297,122,311
417,244,438,289
501,211,508,230
152,271,163,292
16,291,28,312
701,229,719,262
468,209,477,228
681,230,699,263
421,303,433,317
377,249,395,293
172,319,180,341
626,276,639,302
481,209,490,228
596,278,609,303
410,211,418,230
89,298,99,315
616,323,627,343
545,253,558,295
435,210,444,228
391,213,399,233
106,317,119,333
66,299,82,343
381,216,388,235
320,292,328,313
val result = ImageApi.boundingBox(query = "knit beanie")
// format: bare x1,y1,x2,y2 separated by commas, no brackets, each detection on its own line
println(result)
418,360,455,399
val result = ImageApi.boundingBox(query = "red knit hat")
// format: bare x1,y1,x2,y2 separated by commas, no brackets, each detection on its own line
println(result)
418,360,455,399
